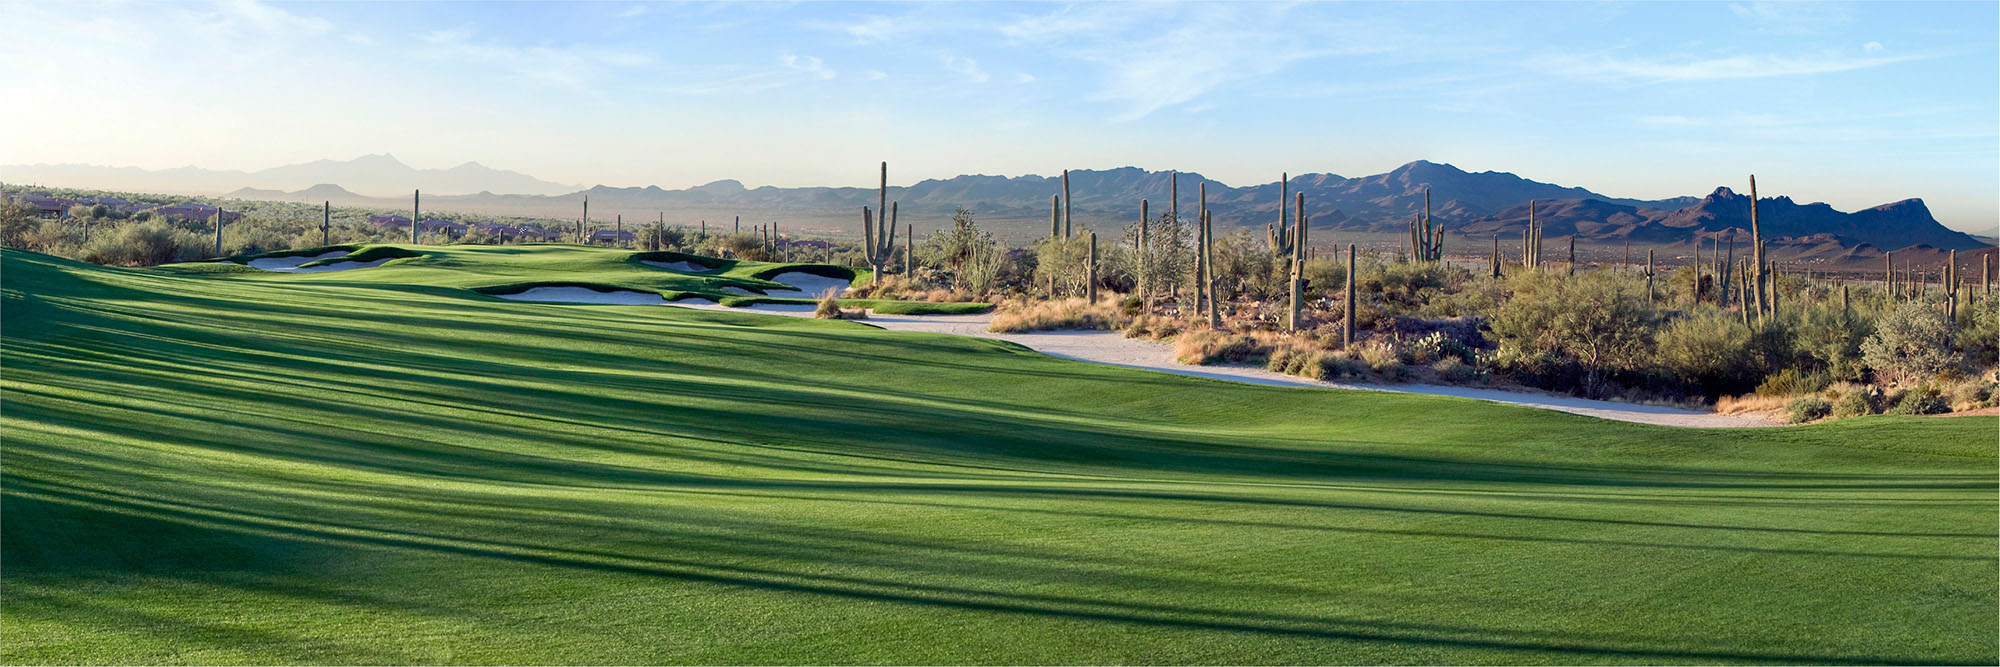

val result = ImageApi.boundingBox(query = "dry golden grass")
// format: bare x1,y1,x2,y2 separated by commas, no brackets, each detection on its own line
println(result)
988,297,1127,333
1715,393,1791,415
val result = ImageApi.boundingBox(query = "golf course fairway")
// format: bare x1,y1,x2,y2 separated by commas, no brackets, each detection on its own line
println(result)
3,246,1994,664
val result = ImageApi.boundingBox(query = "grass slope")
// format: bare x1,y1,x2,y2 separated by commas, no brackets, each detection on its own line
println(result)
189,243,988,314
3,247,1995,665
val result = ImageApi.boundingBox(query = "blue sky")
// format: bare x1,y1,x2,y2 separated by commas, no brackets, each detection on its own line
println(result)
3,1,1995,231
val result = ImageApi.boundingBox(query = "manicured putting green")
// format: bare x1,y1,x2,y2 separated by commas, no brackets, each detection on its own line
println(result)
2,247,1993,664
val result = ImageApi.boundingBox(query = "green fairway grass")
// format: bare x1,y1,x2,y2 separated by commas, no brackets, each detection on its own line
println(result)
2,246,1994,664
177,243,989,314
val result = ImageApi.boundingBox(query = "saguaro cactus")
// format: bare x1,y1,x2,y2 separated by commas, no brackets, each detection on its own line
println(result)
1203,209,1219,328
1567,235,1576,276
415,189,423,245
577,195,586,244
322,201,330,246
1344,243,1357,349
1062,169,1072,238
1269,173,1294,259
1749,175,1765,315
1946,249,1960,320
1087,231,1099,303
860,162,900,285
1490,236,1501,279
214,208,224,256
1288,193,1309,332
1645,249,1656,307
1138,199,1150,310
903,223,912,275
1196,182,1209,314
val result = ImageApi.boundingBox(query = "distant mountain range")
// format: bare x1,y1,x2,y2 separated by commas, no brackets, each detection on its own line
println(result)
0,154,577,197
3,156,1986,253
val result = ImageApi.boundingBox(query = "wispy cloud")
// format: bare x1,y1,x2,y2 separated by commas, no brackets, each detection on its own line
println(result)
999,3,1394,121
1728,2,1855,34
944,56,989,83
1547,50,1936,83
783,54,835,80
417,28,654,89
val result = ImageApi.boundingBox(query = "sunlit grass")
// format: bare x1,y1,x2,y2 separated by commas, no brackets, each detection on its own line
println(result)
3,247,1994,664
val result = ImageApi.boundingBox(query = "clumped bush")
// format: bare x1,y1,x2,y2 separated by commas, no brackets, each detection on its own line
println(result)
1861,302,1965,384
1948,378,1996,411
1173,330,1261,365
813,289,867,320
1786,396,1832,424
989,297,1125,333
1830,384,1882,418
1653,308,1760,398
1432,357,1480,384
1885,386,1950,415
1490,271,1654,397
78,221,206,266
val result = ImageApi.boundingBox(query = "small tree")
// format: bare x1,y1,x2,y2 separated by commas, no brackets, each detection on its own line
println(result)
1861,301,1964,384
922,207,993,291
1654,307,1760,398
1491,271,1655,397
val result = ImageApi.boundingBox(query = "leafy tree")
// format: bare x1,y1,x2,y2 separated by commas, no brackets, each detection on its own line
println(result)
1491,271,1655,397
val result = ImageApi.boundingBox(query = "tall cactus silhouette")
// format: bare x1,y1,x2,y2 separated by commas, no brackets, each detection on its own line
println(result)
1344,243,1357,349
1288,192,1309,331
860,162,899,285
1750,175,1766,316
414,190,422,245
1062,169,1072,238
1087,231,1099,303
322,201,330,246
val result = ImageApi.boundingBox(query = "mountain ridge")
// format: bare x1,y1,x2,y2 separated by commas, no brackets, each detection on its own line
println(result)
11,157,1987,252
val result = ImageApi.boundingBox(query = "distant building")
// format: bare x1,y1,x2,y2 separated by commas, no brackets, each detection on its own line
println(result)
588,229,636,244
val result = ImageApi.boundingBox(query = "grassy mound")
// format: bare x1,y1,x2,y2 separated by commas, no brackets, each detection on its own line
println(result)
2,247,1993,664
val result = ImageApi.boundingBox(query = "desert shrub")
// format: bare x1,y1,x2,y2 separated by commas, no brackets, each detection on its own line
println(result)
1831,385,1881,418
1490,271,1654,397
1314,352,1367,380
988,297,1126,333
1885,386,1950,415
1861,302,1965,384
1959,294,1999,366
1653,308,1760,398
1756,368,1831,397
1173,330,1262,365
1795,303,1871,379
811,289,865,320
1948,378,1996,410
78,221,205,266
1785,396,1832,424
1432,357,1479,384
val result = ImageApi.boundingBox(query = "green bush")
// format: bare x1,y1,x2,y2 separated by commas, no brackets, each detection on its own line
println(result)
1886,387,1950,415
1949,379,1995,409
1786,396,1832,424
1756,368,1832,397
1861,302,1965,384
1832,388,1880,418
1432,358,1479,384
1654,308,1760,398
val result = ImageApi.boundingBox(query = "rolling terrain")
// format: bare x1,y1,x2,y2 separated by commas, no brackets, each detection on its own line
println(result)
2,246,1995,664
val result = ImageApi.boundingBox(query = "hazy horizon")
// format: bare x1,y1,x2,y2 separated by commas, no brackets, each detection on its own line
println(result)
3,1,1995,233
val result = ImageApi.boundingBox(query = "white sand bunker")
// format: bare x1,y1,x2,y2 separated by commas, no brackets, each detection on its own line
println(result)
642,260,716,273
244,250,394,273
763,272,852,296
494,286,669,305
247,251,344,271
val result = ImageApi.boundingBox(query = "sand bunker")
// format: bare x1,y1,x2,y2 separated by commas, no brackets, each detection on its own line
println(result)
642,260,715,273
247,251,345,271
493,287,669,305
244,251,395,273
763,272,852,296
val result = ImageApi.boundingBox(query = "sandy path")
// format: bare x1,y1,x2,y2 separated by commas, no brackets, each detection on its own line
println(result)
496,291,1777,428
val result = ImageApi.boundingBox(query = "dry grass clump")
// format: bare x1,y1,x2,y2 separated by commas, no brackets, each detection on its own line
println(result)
813,289,868,320
1714,393,1790,415
988,297,1126,333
